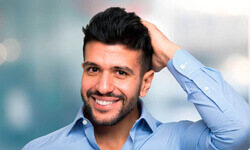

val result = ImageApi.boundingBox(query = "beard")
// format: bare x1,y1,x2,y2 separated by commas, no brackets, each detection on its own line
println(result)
81,86,141,126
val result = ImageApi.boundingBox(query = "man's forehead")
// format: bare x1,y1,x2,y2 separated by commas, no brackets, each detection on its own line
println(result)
85,41,142,60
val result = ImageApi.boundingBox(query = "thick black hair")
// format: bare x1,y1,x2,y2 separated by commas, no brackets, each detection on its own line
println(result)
82,7,153,74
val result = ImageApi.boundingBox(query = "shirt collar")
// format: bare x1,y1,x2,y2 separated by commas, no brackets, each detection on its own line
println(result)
73,106,85,123
66,105,85,136
137,99,159,132
67,99,159,136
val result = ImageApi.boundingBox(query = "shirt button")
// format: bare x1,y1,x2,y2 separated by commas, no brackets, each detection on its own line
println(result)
180,64,185,70
204,87,209,91
82,120,87,125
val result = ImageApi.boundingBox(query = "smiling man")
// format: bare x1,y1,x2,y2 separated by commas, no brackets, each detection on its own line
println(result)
23,7,249,150
81,42,143,127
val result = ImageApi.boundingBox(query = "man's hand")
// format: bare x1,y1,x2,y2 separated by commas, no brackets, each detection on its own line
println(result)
141,19,182,72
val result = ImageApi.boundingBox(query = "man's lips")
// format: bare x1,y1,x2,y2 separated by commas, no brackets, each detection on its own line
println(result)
92,95,120,101
91,95,120,106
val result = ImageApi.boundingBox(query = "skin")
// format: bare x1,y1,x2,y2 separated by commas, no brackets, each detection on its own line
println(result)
81,20,181,150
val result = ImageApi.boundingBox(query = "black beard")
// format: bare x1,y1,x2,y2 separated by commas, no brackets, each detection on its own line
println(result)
80,90,140,126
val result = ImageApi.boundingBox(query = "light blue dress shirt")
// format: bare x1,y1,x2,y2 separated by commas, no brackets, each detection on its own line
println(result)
23,49,250,150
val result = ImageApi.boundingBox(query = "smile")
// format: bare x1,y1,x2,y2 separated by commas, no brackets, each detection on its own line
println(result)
95,99,116,106
91,95,120,107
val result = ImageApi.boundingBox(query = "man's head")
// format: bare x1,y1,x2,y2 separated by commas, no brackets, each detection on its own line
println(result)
81,7,154,126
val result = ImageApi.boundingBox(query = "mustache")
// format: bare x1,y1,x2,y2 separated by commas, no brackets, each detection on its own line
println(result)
87,90,125,101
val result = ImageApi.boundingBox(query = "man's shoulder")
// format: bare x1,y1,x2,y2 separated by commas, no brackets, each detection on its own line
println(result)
22,123,73,150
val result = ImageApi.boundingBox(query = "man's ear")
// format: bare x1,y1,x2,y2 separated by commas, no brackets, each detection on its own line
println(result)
140,70,154,97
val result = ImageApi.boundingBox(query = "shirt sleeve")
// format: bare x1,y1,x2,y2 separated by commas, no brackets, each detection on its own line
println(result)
167,49,250,150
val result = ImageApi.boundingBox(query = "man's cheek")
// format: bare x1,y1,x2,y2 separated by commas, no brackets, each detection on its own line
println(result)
82,79,93,90
115,82,137,94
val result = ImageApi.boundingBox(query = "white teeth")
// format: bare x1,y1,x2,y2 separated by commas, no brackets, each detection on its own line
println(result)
95,99,115,106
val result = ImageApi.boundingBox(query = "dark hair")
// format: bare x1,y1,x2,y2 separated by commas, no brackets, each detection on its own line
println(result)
82,7,153,74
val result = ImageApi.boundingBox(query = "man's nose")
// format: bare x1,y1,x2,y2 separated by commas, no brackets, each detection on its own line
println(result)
96,71,115,94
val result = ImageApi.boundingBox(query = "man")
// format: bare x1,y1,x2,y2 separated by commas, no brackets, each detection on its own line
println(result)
23,7,249,150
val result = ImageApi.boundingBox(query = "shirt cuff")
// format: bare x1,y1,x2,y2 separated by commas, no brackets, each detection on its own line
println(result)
167,49,205,80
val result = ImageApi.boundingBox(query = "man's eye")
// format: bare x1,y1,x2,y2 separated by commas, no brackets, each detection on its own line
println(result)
116,70,127,76
88,67,99,73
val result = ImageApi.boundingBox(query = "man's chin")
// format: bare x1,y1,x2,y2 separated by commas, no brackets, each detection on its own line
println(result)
83,106,120,126
84,102,138,126
86,114,120,126
92,119,120,126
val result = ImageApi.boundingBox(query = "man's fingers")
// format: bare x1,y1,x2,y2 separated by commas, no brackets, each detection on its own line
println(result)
140,18,147,25
141,19,155,30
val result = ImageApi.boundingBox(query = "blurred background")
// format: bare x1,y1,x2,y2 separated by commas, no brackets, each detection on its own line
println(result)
0,0,249,149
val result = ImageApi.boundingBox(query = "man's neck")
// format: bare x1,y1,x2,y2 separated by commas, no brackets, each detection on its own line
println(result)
93,106,139,150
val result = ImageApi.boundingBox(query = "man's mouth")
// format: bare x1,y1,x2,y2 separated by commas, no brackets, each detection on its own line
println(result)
91,96,120,106
95,99,116,106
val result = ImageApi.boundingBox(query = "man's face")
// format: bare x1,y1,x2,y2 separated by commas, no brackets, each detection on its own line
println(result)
81,41,144,126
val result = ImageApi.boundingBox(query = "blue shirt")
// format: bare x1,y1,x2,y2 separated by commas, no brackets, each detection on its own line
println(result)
23,49,250,150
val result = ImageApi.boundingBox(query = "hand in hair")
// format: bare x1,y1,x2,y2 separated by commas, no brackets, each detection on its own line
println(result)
141,19,182,72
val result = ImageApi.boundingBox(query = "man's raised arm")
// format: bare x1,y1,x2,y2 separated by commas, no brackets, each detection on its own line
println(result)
142,19,250,149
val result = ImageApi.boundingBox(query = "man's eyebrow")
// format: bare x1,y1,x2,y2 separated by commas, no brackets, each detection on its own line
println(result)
82,61,100,68
113,66,134,75
83,62,134,74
